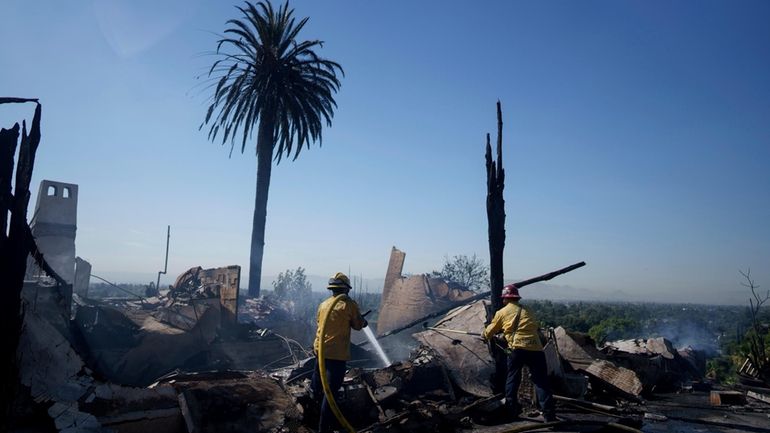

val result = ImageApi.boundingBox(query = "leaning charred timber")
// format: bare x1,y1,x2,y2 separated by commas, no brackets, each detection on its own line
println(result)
373,261,586,340
1,98,42,431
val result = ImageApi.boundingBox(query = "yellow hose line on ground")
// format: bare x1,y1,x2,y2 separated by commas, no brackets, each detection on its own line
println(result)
318,294,356,433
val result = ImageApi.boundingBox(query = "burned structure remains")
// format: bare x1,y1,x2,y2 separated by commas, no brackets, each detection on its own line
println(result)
10,217,770,433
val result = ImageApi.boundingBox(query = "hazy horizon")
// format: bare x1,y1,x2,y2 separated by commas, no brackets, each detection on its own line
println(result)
90,269,757,307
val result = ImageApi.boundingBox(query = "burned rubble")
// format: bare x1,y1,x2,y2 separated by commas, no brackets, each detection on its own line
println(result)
7,179,770,432
6,176,335,431
16,263,326,432
18,277,770,433
72,263,332,387
15,293,770,433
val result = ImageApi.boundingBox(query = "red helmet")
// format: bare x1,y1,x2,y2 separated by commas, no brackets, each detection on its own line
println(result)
501,284,521,299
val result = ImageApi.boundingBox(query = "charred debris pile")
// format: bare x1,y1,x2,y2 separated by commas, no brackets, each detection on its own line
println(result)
4,127,769,431
11,243,770,433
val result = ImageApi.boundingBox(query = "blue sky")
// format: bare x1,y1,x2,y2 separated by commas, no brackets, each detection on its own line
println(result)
1,1,768,304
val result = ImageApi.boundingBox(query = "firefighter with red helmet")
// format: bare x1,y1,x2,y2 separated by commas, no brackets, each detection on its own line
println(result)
483,284,556,422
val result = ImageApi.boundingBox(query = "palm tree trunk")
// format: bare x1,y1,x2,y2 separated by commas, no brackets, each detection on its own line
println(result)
247,113,275,298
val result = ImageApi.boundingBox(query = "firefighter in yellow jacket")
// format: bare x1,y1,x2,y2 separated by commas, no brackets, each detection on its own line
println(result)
311,272,367,433
484,284,556,422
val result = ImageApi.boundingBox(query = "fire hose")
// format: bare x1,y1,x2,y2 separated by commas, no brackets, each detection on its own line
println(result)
317,294,357,433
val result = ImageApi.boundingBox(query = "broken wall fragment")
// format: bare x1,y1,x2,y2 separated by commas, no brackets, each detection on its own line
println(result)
377,247,476,337
73,256,91,298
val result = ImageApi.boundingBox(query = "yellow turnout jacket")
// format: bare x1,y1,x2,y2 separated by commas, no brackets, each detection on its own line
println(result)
483,302,543,351
313,294,365,361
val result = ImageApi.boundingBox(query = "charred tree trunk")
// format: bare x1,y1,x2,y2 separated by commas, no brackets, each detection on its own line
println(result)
247,110,276,298
485,101,507,392
486,101,506,311
0,125,22,428
0,99,41,432
0,125,20,249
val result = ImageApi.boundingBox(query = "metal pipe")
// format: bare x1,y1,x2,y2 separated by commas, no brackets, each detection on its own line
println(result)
156,225,170,292
422,322,482,336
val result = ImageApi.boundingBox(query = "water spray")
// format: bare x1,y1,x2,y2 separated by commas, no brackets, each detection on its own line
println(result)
361,310,391,367
363,327,391,367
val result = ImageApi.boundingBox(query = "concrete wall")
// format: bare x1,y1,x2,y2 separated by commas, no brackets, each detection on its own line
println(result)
74,257,91,298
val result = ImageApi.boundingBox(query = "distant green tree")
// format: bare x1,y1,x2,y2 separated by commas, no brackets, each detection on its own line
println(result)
272,267,312,300
432,254,489,291
588,317,641,344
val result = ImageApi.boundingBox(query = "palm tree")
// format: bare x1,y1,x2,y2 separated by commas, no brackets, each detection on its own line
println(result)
201,1,343,297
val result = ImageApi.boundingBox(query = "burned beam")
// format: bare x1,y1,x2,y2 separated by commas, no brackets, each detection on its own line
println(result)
512,261,586,288
0,97,39,104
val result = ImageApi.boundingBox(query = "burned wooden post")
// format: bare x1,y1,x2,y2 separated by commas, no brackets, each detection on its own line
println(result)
0,98,42,431
485,101,506,312
484,101,507,392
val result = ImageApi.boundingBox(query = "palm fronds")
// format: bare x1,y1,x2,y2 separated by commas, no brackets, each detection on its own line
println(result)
201,1,343,162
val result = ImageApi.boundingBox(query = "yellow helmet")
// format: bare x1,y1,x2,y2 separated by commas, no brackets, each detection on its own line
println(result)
327,272,352,290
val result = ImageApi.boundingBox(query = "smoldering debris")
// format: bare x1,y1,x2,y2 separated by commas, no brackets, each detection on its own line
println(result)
70,265,345,387
13,265,350,432
12,261,770,433
276,299,770,432
280,347,470,433
155,371,304,433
